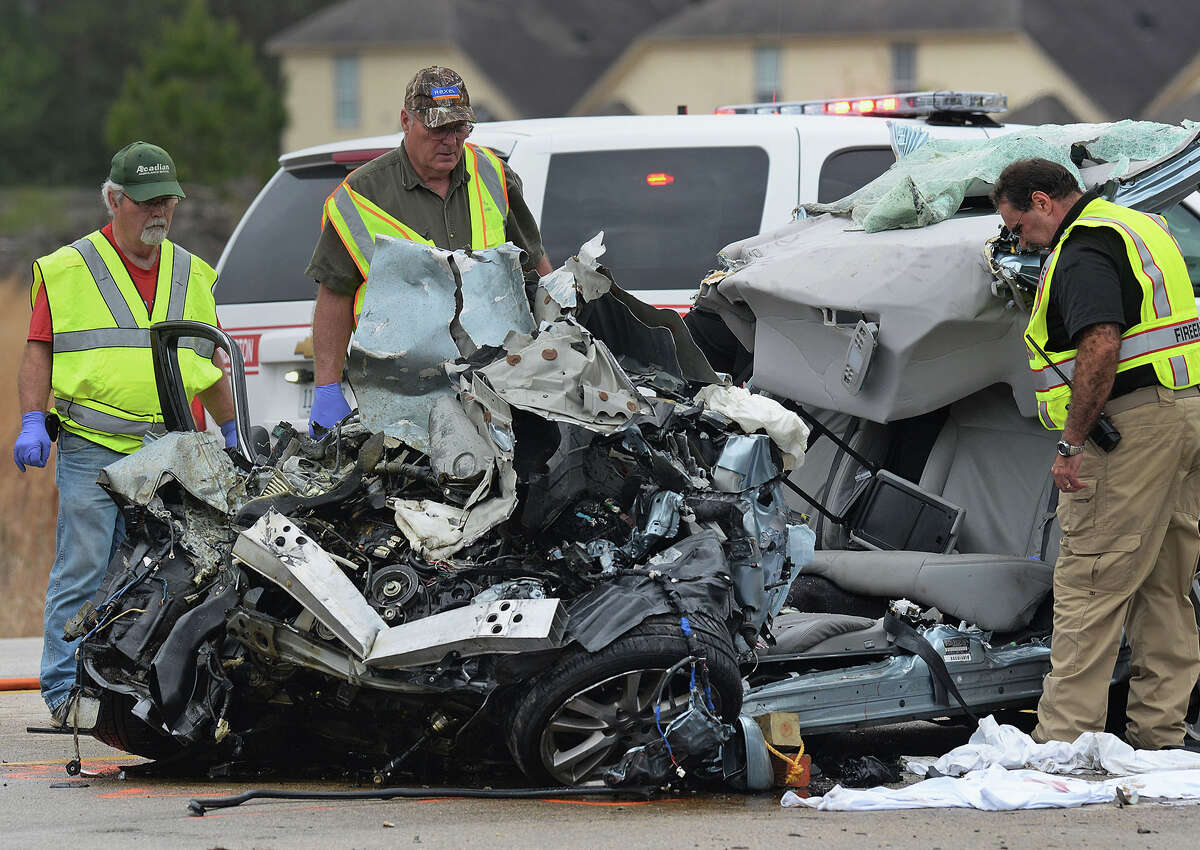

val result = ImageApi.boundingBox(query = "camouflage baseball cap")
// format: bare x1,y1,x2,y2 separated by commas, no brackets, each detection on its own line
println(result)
404,66,475,128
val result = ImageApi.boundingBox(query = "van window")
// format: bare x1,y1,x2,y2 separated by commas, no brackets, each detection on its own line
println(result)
540,147,769,294
1163,203,1200,295
817,147,896,203
215,165,345,304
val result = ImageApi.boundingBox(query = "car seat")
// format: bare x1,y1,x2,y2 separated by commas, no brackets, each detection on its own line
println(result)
779,384,1057,643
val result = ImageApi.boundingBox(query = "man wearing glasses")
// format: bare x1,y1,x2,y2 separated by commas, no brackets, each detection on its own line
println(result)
13,141,237,727
992,157,1200,752
306,66,553,434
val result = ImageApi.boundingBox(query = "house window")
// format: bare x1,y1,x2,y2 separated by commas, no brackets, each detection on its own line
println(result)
754,46,781,103
891,42,916,91
334,55,360,128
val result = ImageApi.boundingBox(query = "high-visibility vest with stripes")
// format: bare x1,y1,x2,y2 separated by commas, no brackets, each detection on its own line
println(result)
320,143,510,321
31,231,223,454
1025,196,1200,429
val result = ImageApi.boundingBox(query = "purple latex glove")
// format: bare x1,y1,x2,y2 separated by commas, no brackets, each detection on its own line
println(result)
219,419,238,449
13,411,50,471
309,382,351,435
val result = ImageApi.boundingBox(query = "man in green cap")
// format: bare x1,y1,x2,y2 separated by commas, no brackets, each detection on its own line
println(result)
305,65,554,434
13,141,237,727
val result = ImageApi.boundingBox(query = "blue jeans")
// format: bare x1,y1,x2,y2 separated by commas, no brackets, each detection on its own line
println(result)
42,431,126,711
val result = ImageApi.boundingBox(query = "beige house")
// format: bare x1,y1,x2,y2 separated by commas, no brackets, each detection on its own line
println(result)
267,0,692,152
270,0,1200,153
573,0,1200,124
273,44,519,152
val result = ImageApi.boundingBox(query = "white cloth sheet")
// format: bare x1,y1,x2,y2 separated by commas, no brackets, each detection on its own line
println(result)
782,765,1200,812
906,715,1200,777
783,715,1200,812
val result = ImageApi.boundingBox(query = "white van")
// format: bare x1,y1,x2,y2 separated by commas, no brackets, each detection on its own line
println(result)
212,94,1022,429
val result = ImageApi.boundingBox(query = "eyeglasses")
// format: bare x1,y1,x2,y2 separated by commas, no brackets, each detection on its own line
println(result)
421,121,474,141
123,193,179,211
1009,209,1027,238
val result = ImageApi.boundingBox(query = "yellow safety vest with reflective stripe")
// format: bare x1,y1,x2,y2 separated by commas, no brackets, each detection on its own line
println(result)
320,143,510,321
31,232,224,454
1025,197,1200,429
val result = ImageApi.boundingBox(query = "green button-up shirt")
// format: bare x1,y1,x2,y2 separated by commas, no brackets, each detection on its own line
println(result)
306,142,546,296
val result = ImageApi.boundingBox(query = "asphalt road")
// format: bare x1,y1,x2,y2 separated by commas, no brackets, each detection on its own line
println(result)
4,688,1199,849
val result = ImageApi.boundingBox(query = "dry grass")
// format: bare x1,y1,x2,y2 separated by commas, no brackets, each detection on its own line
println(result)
0,275,58,637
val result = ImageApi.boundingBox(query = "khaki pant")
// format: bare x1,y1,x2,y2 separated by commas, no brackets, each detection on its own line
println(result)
1034,387,1200,749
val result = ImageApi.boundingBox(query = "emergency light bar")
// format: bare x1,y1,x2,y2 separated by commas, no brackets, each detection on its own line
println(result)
715,90,1006,117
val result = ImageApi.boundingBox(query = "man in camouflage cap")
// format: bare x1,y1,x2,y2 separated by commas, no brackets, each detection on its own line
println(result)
306,65,553,434
405,65,477,128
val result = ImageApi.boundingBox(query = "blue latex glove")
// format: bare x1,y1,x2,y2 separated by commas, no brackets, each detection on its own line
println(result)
309,382,351,435
13,411,50,471
219,419,238,449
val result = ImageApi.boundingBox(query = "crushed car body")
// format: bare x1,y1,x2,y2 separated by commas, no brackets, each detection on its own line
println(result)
693,119,1200,740
72,119,1200,791
699,120,1200,422
71,234,814,787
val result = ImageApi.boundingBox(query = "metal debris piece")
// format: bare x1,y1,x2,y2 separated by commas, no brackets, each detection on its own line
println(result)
713,434,779,493
427,396,495,484
348,237,459,451
564,231,612,303
99,431,245,514
456,243,535,346
366,598,567,668
233,509,385,658
477,319,649,432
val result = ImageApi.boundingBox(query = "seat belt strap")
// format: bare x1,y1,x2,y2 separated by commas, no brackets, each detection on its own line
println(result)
883,611,979,724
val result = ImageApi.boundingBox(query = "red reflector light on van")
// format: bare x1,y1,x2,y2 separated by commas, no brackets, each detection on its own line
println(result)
646,172,675,187
331,148,391,164
713,106,737,114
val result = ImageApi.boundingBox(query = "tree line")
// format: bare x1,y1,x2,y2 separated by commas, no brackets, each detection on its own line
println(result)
0,0,336,186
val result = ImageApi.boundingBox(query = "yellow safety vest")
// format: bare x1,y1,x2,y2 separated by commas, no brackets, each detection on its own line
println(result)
1025,197,1200,429
320,143,510,321
31,232,223,454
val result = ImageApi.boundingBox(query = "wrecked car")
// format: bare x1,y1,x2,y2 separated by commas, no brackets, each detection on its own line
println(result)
67,234,814,787
697,120,1200,737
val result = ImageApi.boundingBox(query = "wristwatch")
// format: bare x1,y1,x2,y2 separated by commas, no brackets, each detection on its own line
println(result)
1056,439,1085,457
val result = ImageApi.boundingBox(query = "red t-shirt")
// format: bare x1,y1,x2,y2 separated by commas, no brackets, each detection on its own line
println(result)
27,223,160,342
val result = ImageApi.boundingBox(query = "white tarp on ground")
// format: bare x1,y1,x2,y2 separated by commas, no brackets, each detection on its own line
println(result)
782,765,1200,812
905,715,1200,777
783,716,1200,812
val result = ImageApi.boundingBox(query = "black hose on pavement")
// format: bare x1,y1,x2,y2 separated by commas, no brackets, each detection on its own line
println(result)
187,784,655,815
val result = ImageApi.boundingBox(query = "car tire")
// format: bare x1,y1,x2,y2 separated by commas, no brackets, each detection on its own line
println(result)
505,614,742,786
91,691,181,761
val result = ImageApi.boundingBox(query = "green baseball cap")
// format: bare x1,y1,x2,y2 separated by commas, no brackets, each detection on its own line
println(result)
109,141,185,201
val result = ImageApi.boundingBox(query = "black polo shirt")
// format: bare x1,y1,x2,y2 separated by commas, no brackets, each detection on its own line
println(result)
1045,191,1158,398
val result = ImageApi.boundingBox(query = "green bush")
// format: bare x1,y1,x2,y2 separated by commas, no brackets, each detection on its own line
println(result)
105,0,284,184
